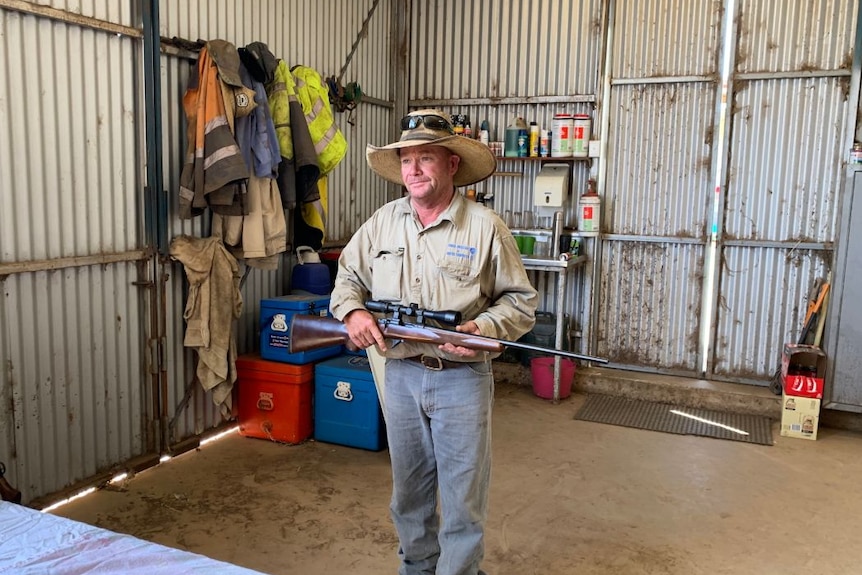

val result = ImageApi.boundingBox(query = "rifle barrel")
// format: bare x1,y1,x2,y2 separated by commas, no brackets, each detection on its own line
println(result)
495,338,608,364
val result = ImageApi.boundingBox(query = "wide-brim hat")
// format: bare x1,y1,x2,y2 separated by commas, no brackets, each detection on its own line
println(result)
366,109,497,187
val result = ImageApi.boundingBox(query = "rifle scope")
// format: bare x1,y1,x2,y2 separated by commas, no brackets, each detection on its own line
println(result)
365,300,462,326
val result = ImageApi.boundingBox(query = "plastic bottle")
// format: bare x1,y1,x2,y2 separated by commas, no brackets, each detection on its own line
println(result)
505,117,522,157
517,129,528,157
529,122,539,157
539,129,550,157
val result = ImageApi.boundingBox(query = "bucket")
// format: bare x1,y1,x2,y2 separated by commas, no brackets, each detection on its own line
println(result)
530,357,576,399
292,246,331,295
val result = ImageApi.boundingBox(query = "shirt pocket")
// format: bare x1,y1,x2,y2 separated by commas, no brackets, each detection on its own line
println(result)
437,260,482,309
371,247,404,301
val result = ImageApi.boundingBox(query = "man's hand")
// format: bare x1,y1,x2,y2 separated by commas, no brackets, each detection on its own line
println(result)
343,309,387,352
439,320,483,359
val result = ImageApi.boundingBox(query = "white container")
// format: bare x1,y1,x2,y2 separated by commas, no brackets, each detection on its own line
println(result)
578,193,601,237
572,114,591,158
551,114,573,158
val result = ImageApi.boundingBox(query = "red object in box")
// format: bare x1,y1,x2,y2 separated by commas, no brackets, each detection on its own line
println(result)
781,343,826,399
237,353,313,443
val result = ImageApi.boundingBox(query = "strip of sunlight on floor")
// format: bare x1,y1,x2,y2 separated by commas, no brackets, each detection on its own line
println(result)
670,409,750,436
41,426,240,512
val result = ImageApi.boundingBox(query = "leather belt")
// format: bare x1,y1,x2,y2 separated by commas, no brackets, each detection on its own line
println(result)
404,355,464,371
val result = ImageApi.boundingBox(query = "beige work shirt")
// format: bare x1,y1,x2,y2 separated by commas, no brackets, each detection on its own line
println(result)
330,193,538,361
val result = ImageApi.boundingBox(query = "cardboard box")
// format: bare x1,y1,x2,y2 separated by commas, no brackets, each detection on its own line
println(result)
780,394,821,441
314,354,386,451
781,344,826,399
236,354,313,444
260,294,343,364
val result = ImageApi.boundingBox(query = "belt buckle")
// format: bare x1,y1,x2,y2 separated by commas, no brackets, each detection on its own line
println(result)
420,355,444,371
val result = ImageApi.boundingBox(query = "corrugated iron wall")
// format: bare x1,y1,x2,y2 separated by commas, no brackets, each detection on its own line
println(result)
599,0,719,374
711,0,857,381
409,0,604,345
0,0,396,503
0,2,151,502
3,0,861,504
600,0,858,383
601,79,715,373
158,0,395,444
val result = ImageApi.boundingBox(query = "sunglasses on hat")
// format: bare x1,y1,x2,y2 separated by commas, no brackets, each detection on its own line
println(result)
400,114,455,134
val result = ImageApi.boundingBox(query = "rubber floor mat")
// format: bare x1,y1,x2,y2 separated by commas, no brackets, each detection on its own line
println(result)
574,394,773,446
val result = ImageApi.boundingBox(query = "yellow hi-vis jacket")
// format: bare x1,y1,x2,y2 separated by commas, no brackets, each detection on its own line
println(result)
291,65,348,175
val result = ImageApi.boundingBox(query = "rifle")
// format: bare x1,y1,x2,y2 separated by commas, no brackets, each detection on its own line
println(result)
289,300,608,364
0,462,22,504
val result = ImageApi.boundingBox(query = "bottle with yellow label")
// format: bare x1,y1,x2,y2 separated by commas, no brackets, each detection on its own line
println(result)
529,122,539,157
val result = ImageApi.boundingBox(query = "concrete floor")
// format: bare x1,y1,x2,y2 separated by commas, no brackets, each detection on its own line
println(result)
54,377,862,575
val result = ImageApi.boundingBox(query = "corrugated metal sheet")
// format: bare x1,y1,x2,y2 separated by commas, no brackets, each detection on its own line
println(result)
2,265,147,500
708,0,857,383
411,0,601,99
724,77,845,242
613,0,720,79
736,0,856,72
27,0,134,26
1,12,140,261
605,83,715,237
408,0,602,349
598,1,719,376
712,246,831,381
601,0,856,383
598,240,703,373
711,75,849,381
0,5,149,502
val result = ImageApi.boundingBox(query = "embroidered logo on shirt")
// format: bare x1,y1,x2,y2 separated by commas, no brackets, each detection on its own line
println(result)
445,243,477,262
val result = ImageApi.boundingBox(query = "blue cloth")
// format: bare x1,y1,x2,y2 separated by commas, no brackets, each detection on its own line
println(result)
235,65,281,179
384,358,493,575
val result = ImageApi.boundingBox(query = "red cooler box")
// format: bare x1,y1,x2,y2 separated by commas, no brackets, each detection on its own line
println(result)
237,354,313,443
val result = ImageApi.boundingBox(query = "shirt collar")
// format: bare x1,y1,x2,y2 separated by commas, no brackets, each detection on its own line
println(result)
396,193,466,227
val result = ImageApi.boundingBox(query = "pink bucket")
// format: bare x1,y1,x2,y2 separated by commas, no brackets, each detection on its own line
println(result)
530,357,576,399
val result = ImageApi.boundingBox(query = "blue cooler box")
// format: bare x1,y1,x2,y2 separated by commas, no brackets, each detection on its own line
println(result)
260,295,343,364
314,354,387,451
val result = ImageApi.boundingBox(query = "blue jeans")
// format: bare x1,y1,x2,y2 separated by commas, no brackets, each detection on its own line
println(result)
384,358,494,575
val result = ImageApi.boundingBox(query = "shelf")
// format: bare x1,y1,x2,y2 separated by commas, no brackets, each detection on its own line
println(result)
495,156,590,162
511,227,586,237
521,254,587,271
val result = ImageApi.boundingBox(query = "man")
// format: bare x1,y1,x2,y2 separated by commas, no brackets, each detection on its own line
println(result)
329,109,538,575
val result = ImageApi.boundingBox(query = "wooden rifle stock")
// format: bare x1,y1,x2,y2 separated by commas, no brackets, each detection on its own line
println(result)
288,314,608,364
288,315,503,354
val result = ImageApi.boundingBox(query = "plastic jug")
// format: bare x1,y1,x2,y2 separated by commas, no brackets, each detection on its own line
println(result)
291,246,331,295
505,116,528,158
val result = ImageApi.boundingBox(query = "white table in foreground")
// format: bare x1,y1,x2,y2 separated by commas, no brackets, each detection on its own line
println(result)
520,254,588,402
